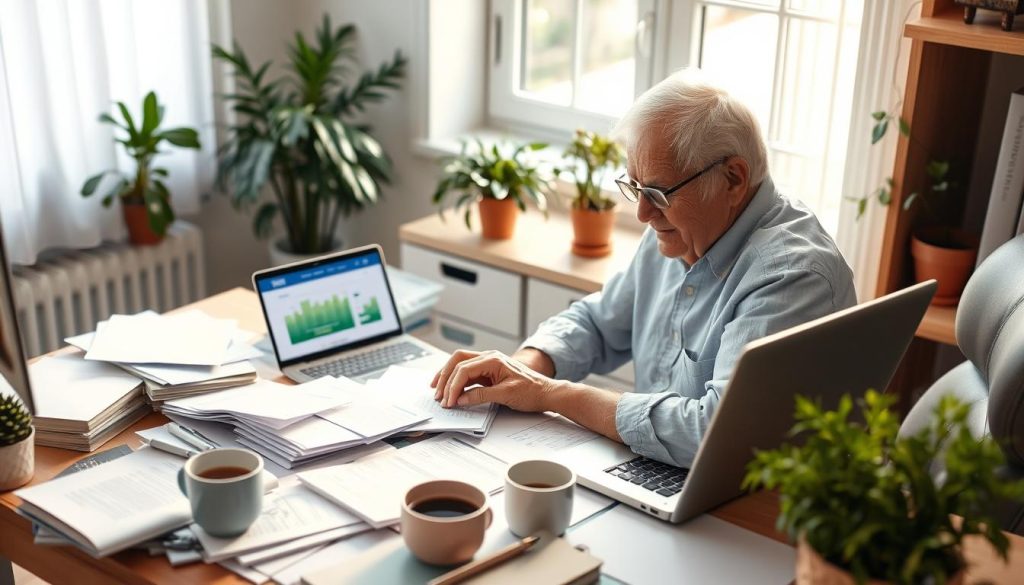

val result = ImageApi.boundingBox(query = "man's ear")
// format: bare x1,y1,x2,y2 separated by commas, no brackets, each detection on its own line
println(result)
724,157,750,206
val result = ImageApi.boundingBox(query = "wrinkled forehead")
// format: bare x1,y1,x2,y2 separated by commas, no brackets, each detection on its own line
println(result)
626,127,681,183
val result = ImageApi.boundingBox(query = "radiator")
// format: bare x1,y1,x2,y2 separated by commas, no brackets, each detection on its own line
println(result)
11,221,206,357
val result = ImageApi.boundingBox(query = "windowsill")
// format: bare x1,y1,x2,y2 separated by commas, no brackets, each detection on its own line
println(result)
413,129,644,233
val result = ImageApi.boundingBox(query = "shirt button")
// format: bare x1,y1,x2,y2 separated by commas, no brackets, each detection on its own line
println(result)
685,286,695,297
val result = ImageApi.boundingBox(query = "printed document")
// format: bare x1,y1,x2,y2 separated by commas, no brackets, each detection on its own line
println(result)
371,366,496,435
84,311,236,366
298,434,506,528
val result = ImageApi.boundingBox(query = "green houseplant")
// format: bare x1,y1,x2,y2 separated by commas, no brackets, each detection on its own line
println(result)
561,129,625,257
432,139,554,240
80,91,201,245
0,394,34,490
744,390,1024,585
214,16,406,261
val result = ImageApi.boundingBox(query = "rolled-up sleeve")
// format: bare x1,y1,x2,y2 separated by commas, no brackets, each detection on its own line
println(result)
520,259,638,382
614,266,855,467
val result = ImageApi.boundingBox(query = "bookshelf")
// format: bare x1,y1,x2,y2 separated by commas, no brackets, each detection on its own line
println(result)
878,0,1024,410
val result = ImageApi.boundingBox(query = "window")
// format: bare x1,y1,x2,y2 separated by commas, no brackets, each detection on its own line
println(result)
489,0,864,233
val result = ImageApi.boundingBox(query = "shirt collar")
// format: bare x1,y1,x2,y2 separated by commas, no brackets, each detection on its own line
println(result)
702,178,779,278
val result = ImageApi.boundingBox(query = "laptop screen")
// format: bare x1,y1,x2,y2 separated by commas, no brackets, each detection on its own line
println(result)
254,247,402,365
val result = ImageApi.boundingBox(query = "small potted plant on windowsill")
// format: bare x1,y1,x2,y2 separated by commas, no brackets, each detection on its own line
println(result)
744,390,1024,585
561,129,625,258
432,139,554,240
0,394,34,491
80,91,201,245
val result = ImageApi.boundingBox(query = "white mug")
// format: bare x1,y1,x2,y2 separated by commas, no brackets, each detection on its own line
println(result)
504,459,575,537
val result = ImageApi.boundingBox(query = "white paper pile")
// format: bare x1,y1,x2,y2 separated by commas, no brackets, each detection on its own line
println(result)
162,377,429,469
28,354,148,451
65,310,261,403
370,366,498,436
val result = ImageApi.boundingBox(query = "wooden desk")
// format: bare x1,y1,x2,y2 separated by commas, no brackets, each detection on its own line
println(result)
2,288,1021,584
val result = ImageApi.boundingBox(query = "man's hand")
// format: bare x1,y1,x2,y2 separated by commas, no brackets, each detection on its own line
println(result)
431,350,560,411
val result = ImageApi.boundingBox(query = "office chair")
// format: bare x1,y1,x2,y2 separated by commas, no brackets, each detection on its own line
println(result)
899,234,1024,534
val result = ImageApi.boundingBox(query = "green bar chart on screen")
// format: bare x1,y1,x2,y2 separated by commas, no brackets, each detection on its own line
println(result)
284,295,356,343
358,296,382,325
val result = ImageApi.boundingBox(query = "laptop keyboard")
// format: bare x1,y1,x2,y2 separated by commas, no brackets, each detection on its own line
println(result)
299,341,431,379
605,456,689,497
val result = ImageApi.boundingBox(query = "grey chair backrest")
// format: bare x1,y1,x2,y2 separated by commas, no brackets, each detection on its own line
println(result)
956,235,1024,468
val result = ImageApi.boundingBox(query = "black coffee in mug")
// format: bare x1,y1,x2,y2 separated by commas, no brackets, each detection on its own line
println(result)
412,497,479,518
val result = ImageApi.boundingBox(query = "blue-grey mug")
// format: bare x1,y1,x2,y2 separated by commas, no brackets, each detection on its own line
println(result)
177,448,263,537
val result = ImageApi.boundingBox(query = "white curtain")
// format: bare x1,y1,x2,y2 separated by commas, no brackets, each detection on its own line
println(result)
0,0,216,265
835,0,921,300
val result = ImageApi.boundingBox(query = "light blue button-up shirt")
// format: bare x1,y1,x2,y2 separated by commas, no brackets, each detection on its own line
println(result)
521,179,856,466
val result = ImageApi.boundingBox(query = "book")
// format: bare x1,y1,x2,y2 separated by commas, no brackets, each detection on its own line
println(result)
978,87,1024,265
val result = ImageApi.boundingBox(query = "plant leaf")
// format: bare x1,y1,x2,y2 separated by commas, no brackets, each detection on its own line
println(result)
870,111,886,121
871,120,888,145
81,172,107,196
141,91,160,136
903,191,919,210
159,128,201,149
898,117,911,137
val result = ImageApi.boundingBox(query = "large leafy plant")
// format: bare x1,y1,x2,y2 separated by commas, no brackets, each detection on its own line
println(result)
80,91,201,236
561,129,624,212
214,16,406,254
744,390,1024,584
432,140,555,229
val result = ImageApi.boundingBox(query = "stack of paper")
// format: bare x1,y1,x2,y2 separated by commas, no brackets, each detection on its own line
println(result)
65,310,261,403
163,377,429,469
28,354,148,451
370,366,498,437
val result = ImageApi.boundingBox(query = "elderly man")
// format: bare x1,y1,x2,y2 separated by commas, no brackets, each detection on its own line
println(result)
431,71,856,467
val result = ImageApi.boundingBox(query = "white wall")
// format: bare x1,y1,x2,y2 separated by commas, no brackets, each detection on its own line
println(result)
188,0,440,293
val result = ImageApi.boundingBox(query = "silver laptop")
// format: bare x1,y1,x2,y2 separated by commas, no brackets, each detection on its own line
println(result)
557,280,937,524
253,244,448,383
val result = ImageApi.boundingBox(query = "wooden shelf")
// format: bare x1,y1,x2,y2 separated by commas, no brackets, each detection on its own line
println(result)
916,304,957,345
906,10,1024,56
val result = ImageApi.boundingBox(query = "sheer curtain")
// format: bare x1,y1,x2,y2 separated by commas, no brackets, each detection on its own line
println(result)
0,0,216,265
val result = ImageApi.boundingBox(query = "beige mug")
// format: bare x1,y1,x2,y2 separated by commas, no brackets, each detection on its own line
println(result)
505,459,575,537
400,479,493,566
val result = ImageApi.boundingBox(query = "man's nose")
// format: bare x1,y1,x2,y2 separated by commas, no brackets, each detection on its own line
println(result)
636,192,659,223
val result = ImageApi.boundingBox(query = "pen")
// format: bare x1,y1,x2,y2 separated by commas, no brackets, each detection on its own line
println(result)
167,422,218,451
427,534,540,585
148,437,199,459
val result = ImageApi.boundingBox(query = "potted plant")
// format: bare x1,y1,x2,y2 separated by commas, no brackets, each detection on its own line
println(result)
214,16,406,265
80,91,201,245
0,394,34,490
432,139,554,240
744,390,1024,585
561,129,625,257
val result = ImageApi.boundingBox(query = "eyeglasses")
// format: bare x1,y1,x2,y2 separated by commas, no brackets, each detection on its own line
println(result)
616,157,728,210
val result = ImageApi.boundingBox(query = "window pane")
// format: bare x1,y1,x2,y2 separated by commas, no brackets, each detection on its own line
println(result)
521,0,574,107
577,0,637,116
699,6,778,132
787,0,839,18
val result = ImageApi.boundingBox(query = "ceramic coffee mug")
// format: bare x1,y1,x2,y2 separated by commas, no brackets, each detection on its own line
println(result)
401,479,493,566
505,459,575,537
177,448,263,537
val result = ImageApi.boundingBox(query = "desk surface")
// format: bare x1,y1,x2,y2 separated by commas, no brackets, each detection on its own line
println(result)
2,288,1022,584
399,212,644,293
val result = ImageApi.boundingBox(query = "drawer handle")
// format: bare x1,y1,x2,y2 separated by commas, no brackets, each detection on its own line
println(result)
440,263,478,284
441,324,475,347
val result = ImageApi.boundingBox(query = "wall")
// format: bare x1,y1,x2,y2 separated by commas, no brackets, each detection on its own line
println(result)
189,0,440,294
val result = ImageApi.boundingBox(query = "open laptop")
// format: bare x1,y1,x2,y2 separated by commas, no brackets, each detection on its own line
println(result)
557,280,937,524
253,244,448,383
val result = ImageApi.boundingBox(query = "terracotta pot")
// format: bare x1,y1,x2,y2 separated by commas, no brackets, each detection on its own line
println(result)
0,428,34,491
478,198,520,240
796,541,963,585
570,206,616,258
910,227,979,306
122,202,163,246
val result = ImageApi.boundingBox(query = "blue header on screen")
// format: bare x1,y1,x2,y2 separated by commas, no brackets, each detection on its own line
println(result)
256,253,381,292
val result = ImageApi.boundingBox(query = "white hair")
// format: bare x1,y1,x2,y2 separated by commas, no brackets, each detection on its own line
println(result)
612,68,769,197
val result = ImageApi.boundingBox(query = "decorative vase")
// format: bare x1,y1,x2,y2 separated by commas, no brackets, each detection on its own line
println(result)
570,206,616,258
910,227,979,306
478,198,520,240
0,428,35,491
796,541,963,585
267,238,344,267
122,202,164,246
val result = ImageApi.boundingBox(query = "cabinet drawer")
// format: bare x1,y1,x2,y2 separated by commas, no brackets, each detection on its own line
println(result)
413,314,521,355
526,278,635,385
401,244,522,337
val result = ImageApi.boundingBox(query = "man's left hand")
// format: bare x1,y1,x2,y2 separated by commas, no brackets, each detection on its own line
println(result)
431,350,559,412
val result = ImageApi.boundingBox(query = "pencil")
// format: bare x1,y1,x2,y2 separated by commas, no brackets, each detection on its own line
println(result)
427,534,541,585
